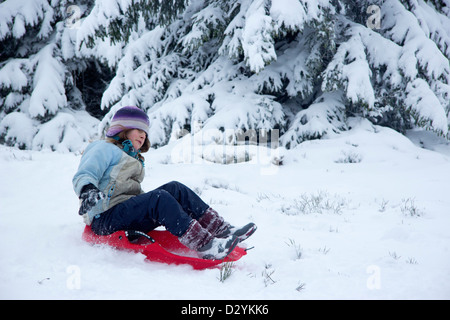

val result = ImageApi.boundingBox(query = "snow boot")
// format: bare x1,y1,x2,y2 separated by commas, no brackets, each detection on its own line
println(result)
197,235,240,260
216,223,257,243
179,220,239,260
198,207,231,237
199,207,257,243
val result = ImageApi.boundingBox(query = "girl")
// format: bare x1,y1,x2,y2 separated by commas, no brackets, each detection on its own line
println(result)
73,106,256,260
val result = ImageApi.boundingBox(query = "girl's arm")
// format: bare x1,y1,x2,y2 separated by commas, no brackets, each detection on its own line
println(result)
72,141,120,197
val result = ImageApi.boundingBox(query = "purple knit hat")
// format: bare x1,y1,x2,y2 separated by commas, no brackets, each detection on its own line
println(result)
106,106,150,137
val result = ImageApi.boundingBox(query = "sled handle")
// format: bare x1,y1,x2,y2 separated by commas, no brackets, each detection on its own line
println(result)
125,230,156,243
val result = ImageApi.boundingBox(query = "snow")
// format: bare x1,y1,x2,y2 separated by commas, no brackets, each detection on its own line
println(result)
12,15,26,39
270,0,307,32
1,119,450,300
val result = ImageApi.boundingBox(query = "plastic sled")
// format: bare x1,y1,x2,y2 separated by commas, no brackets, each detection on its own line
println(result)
82,225,247,270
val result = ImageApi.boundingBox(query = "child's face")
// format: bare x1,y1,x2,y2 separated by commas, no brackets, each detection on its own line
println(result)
126,129,146,150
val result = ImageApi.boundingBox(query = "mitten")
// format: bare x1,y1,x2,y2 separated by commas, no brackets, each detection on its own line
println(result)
78,184,105,216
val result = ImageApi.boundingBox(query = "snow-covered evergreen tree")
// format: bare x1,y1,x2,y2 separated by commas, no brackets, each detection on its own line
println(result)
1,0,449,152
0,0,100,151
97,0,339,147
95,0,450,149
320,0,450,142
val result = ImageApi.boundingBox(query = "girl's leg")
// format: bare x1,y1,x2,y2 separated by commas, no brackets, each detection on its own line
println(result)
155,181,209,219
90,188,239,258
156,181,257,241
91,188,193,237
156,181,230,235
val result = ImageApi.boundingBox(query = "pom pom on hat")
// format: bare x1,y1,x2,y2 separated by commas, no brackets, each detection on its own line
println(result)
106,106,150,137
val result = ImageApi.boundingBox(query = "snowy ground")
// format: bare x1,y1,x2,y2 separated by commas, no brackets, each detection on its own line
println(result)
1,119,450,300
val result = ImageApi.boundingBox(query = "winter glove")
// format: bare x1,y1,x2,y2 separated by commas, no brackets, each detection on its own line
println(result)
78,184,105,216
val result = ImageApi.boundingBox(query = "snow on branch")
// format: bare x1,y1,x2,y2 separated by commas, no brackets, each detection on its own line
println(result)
280,92,346,149
0,59,29,92
0,112,36,149
32,110,99,152
181,1,226,53
322,22,375,110
29,44,67,118
0,0,53,41
241,0,276,73
382,0,450,83
405,78,448,136
100,26,166,110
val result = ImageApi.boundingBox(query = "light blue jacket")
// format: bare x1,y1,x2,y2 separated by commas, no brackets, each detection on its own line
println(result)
72,140,145,225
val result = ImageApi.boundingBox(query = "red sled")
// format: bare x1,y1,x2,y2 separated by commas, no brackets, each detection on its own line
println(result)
82,225,247,270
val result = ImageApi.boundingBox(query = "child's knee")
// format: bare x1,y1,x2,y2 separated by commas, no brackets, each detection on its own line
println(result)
160,180,185,193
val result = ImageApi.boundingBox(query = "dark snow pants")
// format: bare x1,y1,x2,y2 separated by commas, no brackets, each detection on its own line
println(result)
90,181,209,237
